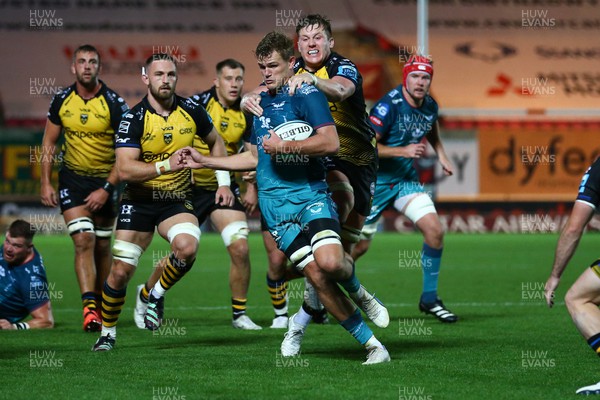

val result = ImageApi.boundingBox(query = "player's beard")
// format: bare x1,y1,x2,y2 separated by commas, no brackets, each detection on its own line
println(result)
76,71,98,91
150,84,175,102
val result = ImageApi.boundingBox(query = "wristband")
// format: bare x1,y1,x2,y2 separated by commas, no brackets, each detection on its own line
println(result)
102,181,115,194
13,322,30,330
215,170,231,187
155,160,171,176
309,73,318,87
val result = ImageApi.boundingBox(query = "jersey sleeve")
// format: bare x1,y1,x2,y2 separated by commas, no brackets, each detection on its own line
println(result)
243,112,253,143
184,98,214,138
293,84,335,130
369,96,396,139
47,88,70,126
105,89,130,132
115,107,144,149
18,251,50,312
328,57,359,87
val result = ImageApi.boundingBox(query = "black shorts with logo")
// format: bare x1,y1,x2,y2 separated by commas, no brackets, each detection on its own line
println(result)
192,182,246,225
58,166,118,218
115,199,196,232
325,156,378,217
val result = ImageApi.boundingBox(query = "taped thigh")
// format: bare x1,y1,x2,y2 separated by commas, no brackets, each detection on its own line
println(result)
398,194,437,223
220,220,249,247
112,239,143,267
167,222,201,243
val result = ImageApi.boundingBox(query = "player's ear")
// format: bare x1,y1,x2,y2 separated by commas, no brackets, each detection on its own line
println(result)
329,37,334,49
70,63,76,75
141,66,149,85
288,56,296,70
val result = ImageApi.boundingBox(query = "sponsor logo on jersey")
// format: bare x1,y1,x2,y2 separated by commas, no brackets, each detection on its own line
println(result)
369,115,383,127
80,113,88,124
337,65,357,81
163,133,173,144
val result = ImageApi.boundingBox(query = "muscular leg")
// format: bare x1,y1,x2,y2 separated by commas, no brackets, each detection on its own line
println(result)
565,267,600,340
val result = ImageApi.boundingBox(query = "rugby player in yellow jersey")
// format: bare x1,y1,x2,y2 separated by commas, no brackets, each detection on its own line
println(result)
242,15,381,333
134,59,262,330
40,44,129,332
92,53,228,351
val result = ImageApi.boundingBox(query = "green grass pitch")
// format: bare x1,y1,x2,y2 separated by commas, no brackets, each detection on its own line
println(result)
1,232,598,399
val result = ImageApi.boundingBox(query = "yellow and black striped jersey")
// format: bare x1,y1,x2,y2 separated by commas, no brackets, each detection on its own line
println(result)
116,95,214,202
189,87,252,190
294,52,376,166
47,81,129,177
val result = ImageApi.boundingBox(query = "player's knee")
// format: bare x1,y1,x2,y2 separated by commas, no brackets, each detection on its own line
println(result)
564,287,580,314
352,239,371,259
424,224,444,248
268,249,288,270
112,240,143,268
315,252,344,275
228,239,249,265
167,222,200,260
221,221,249,247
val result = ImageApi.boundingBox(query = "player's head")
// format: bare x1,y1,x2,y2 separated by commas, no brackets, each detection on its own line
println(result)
296,14,334,71
402,55,434,103
71,44,101,89
215,59,245,107
142,53,178,102
3,220,35,266
255,31,295,92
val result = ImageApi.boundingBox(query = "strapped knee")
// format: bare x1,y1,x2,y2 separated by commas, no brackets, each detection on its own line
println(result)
95,226,113,239
221,221,249,247
112,240,143,267
328,181,353,194
311,229,341,251
399,194,437,223
341,224,362,244
67,217,94,236
289,246,314,272
167,222,201,243
360,220,379,241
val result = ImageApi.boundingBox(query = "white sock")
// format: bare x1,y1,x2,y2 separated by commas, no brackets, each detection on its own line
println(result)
294,307,312,327
365,335,382,349
151,283,166,298
101,326,116,338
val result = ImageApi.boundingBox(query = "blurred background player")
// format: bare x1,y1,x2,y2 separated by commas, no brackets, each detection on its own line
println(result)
352,55,457,323
181,31,390,364
92,54,227,351
242,14,379,329
135,59,261,330
40,44,128,332
544,157,600,394
0,220,54,330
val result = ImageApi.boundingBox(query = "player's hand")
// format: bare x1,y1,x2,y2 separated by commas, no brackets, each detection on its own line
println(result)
544,276,559,308
40,183,58,207
242,182,258,214
242,171,257,184
0,319,14,330
439,158,454,176
263,131,283,155
84,188,109,212
241,93,263,117
176,147,206,169
402,143,427,158
288,73,315,95
215,185,234,207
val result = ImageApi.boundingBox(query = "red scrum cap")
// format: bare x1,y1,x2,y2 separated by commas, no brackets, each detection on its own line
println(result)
403,55,434,87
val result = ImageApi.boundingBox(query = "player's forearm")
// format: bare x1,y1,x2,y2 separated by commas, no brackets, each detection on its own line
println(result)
39,144,57,185
204,152,257,171
117,160,166,182
315,78,352,103
377,143,403,158
550,230,582,279
278,134,339,157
